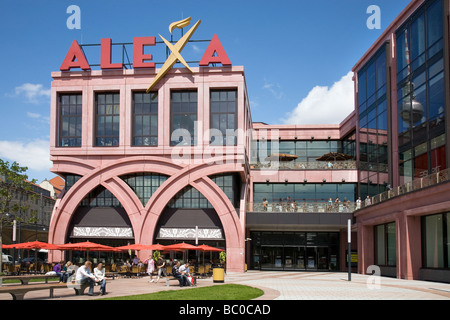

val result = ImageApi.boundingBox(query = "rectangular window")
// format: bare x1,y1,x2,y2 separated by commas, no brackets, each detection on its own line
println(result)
170,91,197,146
374,222,396,266
210,89,237,145
59,93,82,147
95,93,120,147
422,213,450,269
133,92,158,146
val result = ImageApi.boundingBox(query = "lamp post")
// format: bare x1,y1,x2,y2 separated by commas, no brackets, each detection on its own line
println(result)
348,219,351,281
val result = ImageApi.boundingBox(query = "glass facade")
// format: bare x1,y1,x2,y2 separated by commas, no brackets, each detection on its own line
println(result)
167,173,241,209
80,185,121,207
397,0,446,184
374,222,396,266
251,140,353,163
210,89,237,145
170,91,197,146
250,231,340,271
95,92,120,147
357,45,388,199
59,93,82,147
253,183,356,204
132,92,158,146
121,173,168,206
422,213,450,269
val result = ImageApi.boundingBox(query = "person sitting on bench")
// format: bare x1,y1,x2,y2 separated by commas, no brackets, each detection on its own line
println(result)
172,261,188,287
75,261,99,296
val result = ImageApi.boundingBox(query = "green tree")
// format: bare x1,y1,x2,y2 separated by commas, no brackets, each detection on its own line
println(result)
0,159,37,273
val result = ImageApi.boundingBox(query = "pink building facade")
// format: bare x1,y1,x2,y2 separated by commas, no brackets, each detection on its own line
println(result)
47,0,449,282
48,66,251,273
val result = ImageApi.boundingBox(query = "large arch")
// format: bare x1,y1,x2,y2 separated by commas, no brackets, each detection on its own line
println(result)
140,161,245,272
48,156,246,271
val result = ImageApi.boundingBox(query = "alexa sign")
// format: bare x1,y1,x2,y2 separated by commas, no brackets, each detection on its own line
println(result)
60,17,232,91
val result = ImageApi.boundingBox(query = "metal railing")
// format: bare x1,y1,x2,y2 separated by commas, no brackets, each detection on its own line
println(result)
368,168,450,207
250,160,357,170
247,201,359,213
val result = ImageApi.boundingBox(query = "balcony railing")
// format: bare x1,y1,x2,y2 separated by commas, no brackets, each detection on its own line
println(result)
366,168,450,207
247,201,359,213
250,160,357,170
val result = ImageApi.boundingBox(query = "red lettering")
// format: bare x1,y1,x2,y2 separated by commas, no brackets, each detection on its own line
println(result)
100,38,123,69
133,36,156,68
60,40,91,71
199,34,231,67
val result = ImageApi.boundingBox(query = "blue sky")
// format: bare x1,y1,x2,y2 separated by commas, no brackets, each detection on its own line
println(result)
0,0,411,183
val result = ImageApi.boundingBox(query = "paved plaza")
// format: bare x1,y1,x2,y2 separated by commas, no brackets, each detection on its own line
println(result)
0,271,449,300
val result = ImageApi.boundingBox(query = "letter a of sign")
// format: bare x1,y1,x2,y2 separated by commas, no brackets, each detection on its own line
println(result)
199,34,231,67
60,40,91,71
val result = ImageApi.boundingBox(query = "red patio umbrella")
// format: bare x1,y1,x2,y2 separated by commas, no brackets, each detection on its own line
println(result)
163,242,200,250
3,241,60,250
163,242,201,262
58,241,119,261
197,244,223,274
146,244,167,251
197,244,223,252
57,241,119,251
115,244,150,251
4,241,60,272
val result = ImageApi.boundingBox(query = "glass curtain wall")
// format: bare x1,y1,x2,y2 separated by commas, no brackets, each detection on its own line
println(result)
397,0,446,184
253,183,356,204
251,140,352,163
357,45,389,199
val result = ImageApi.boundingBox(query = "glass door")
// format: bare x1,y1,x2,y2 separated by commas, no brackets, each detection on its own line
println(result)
261,246,283,269
317,247,329,270
296,247,305,270
306,247,317,270
284,247,295,270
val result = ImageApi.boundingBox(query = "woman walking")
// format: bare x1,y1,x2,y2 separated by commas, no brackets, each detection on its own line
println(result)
146,255,155,283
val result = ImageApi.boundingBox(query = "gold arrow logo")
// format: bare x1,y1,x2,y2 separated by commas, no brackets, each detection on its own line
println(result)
146,18,201,93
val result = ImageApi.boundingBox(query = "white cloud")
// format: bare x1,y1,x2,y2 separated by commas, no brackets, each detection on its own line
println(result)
282,71,354,124
0,139,51,172
26,111,50,124
14,83,51,104
262,78,284,100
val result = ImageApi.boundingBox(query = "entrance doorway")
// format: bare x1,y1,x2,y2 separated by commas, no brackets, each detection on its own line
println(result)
260,246,333,271
251,231,340,271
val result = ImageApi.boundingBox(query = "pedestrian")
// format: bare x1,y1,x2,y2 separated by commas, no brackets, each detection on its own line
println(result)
356,196,361,209
147,255,155,283
365,195,371,206
155,255,167,283
262,198,268,211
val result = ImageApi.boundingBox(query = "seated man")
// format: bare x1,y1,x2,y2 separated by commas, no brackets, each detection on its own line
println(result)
75,261,99,296
172,261,188,287
179,262,193,286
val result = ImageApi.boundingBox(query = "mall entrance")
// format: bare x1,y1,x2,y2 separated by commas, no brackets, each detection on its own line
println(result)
250,231,340,271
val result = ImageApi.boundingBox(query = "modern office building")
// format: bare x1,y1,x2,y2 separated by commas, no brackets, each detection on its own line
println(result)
353,0,450,283
47,0,449,282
